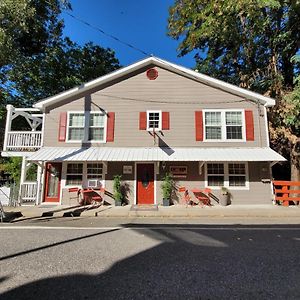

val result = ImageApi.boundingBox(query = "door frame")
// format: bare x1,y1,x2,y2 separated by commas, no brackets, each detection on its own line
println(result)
134,162,157,205
43,162,62,203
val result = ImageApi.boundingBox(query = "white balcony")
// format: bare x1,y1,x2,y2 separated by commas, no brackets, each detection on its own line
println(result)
5,131,42,151
2,105,44,154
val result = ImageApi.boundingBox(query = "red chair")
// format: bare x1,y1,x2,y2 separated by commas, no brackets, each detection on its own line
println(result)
178,187,193,207
68,187,81,204
81,188,105,206
192,188,212,206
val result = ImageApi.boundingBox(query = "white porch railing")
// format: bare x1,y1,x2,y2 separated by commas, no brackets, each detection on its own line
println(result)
20,182,38,204
5,131,42,151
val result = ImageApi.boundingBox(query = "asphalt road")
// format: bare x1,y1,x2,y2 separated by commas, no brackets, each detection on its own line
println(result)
0,222,300,299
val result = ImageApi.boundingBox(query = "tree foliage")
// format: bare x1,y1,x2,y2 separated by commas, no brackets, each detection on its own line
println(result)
6,38,120,105
168,0,300,94
0,0,121,179
168,0,300,180
0,0,70,67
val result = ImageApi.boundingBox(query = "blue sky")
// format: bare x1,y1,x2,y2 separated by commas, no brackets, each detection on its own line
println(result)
61,0,197,68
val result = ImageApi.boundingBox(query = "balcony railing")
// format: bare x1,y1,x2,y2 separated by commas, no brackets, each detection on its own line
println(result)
20,182,38,204
5,131,42,151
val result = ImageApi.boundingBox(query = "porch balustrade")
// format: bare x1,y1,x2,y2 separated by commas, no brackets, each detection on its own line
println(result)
20,182,38,204
5,131,42,151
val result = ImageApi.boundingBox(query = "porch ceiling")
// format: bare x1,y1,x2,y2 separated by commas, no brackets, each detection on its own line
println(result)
27,147,286,162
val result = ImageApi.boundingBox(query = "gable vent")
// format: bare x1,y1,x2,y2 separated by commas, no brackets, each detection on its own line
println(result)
146,68,158,80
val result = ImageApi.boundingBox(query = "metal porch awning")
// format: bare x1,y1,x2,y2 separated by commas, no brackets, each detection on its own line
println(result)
27,147,286,162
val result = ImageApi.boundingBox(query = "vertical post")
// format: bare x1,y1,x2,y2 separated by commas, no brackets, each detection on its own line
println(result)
3,105,13,151
282,184,289,206
18,156,27,205
40,112,45,147
35,163,43,205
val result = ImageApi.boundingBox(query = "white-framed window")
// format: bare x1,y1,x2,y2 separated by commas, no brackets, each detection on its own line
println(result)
225,112,243,139
205,112,222,140
68,113,85,141
87,163,103,180
67,112,106,142
147,110,162,131
228,163,246,187
89,113,105,141
65,162,105,187
66,163,83,185
204,110,245,141
207,163,224,186
206,162,248,189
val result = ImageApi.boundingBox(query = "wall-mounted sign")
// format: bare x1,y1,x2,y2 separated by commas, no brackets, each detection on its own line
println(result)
123,165,133,174
169,166,187,178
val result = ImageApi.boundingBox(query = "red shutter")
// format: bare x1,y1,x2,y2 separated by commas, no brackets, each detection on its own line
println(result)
139,112,147,130
162,112,170,130
58,112,67,142
106,112,115,142
245,110,254,141
195,111,203,141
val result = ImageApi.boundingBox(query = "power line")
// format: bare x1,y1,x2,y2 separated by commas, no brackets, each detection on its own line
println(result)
62,10,153,58
94,92,247,105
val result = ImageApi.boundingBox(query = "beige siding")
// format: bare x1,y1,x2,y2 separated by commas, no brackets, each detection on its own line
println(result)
44,67,268,148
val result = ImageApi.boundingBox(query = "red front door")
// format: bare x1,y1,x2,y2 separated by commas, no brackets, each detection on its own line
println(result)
137,163,155,205
44,162,62,203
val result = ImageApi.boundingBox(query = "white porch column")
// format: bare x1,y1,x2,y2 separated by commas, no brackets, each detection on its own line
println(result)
18,156,27,205
3,105,13,151
35,163,43,205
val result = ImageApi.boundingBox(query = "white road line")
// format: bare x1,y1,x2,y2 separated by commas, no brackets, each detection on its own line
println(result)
0,226,299,230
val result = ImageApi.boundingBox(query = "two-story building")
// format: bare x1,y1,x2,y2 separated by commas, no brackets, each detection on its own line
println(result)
1,57,285,206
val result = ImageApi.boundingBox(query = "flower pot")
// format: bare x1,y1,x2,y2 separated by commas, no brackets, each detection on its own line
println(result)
220,194,229,206
163,198,170,206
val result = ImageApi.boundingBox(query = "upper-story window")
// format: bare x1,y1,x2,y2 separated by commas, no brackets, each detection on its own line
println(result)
204,110,245,141
68,113,85,141
147,110,162,131
89,113,105,141
67,112,106,142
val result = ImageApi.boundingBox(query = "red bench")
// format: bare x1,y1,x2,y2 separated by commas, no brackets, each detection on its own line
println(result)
272,181,300,206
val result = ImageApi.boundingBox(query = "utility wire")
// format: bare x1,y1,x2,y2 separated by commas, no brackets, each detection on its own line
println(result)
94,93,247,105
63,10,152,58
44,1,260,108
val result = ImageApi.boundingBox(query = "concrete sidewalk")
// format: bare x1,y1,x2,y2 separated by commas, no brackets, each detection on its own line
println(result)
2,204,300,221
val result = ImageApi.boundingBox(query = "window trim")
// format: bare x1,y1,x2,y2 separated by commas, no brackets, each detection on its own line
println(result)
146,110,162,131
64,161,105,188
205,162,249,190
203,109,246,142
87,162,104,180
66,163,83,186
66,111,107,143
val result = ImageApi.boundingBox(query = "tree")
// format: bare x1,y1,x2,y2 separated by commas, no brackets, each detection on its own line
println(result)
6,38,120,105
0,0,70,67
0,0,121,179
168,0,300,180
0,0,71,146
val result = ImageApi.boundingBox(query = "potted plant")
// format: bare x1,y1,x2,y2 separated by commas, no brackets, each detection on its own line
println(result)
161,173,172,206
113,175,123,206
220,186,230,206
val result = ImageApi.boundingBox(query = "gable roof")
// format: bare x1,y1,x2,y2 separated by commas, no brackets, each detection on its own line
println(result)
33,56,275,110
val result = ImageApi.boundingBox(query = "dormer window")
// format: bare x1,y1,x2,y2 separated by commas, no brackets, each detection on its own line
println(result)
147,110,162,131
